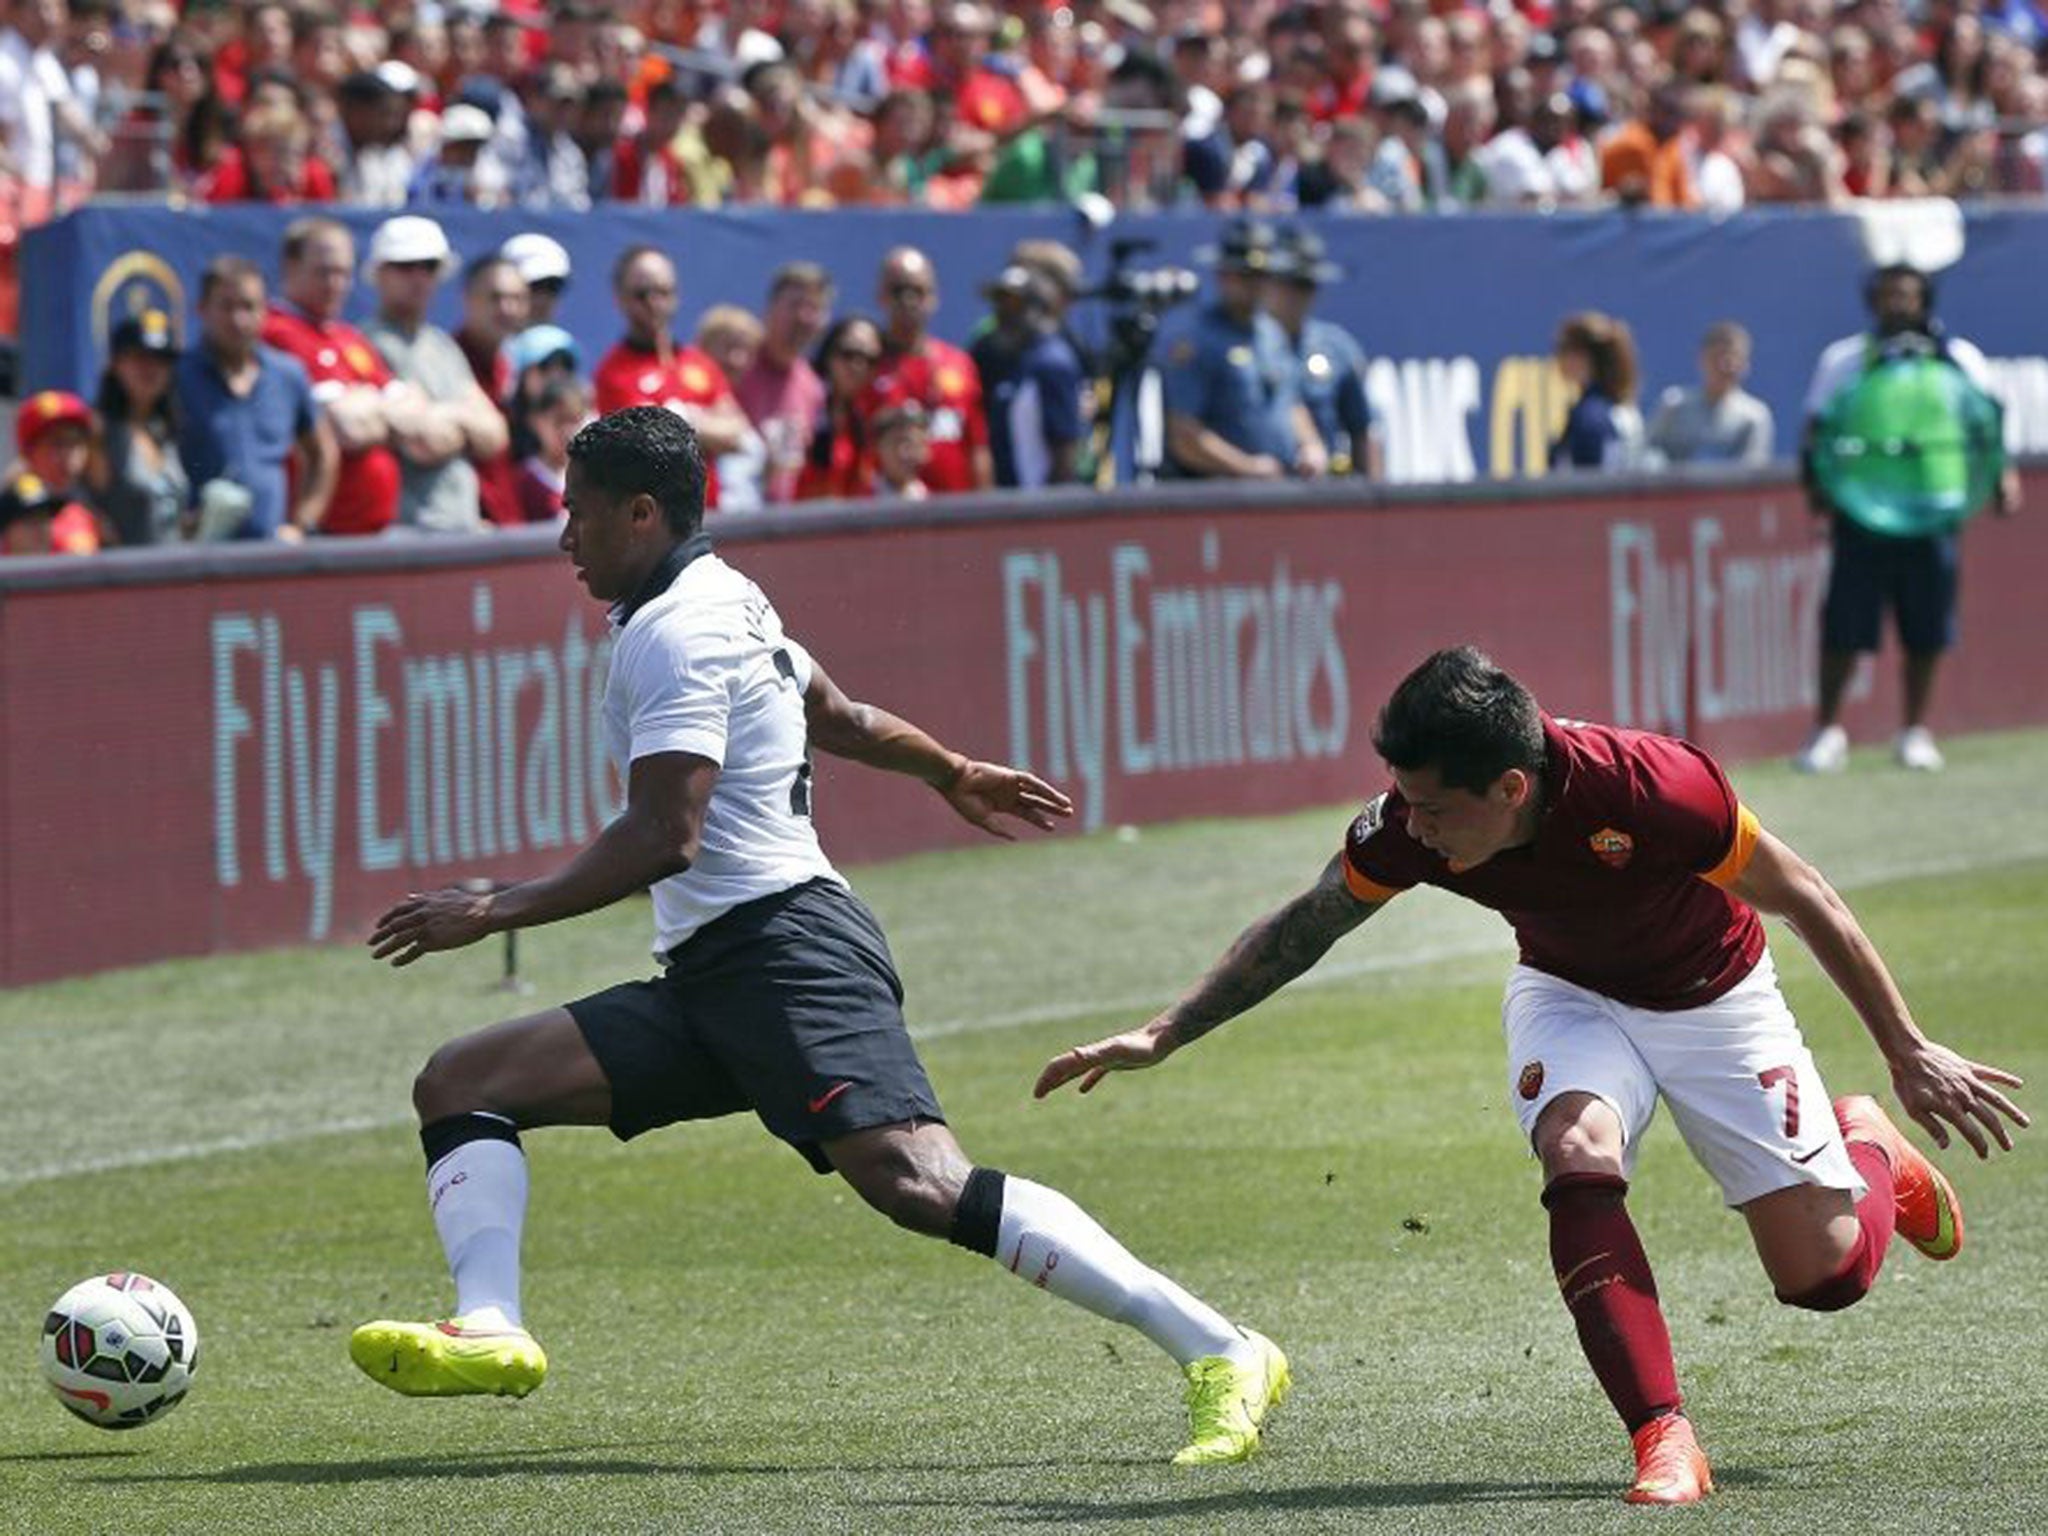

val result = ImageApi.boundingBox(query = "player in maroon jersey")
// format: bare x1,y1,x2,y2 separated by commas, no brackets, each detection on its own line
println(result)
1037,646,2026,1505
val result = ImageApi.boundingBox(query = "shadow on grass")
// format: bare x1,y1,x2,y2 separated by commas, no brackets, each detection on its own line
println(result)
89,1448,1158,1487
0,1448,146,1463
866,1465,1778,1521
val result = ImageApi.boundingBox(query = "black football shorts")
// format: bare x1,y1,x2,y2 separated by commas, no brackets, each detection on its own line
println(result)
566,878,945,1173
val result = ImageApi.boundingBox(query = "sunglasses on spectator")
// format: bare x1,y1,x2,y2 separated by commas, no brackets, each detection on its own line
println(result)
387,259,444,273
888,283,933,299
530,278,567,295
833,347,882,363
629,285,677,300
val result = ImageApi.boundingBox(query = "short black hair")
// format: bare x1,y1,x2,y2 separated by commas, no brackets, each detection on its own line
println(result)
566,406,706,538
1866,262,1934,315
1372,647,1545,795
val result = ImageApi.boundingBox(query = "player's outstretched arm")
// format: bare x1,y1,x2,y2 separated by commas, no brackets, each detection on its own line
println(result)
369,751,717,966
1035,853,1381,1098
1730,828,2029,1157
803,658,1073,839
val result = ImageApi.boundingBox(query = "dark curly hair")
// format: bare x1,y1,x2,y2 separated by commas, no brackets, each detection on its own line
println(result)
565,406,706,537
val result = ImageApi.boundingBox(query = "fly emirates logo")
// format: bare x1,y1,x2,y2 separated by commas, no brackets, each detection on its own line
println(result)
1002,533,1351,829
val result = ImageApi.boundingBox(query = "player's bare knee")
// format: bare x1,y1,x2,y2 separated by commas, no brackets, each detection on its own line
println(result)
838,1139,964,1237
412,1040,484,1124
1532,1094,1626,1179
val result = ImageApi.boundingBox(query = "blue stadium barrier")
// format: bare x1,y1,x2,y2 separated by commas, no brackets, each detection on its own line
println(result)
22,203,2048,481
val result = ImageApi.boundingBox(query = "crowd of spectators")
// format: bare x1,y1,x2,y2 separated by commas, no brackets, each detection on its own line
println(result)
0,199,1802,555
3,0,2046,233
2,213,1113,549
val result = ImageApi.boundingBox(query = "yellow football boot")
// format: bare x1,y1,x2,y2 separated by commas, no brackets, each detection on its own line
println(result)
349,1314,547,1398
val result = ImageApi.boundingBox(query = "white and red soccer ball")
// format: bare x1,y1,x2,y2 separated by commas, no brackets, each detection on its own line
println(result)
39,1272,199,1430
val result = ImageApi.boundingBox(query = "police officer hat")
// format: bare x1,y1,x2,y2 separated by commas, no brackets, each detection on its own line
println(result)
1274,227,1345,287
1196,218,1283,276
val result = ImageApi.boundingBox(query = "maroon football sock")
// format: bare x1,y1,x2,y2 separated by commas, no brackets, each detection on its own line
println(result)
1779,1141,1895,1311
1543,1172,1682,1432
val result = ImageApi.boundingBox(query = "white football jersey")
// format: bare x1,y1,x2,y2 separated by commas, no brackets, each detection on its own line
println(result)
604,552,841,954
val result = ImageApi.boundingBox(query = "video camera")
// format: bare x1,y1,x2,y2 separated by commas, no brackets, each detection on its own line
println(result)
1080,238,1200,311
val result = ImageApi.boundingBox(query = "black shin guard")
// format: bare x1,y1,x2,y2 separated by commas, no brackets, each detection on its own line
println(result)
948,1166,1007,1257
420,1111,521,1170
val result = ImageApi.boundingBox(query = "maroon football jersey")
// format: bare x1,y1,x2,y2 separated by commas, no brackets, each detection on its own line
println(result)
1342,717,1764,1011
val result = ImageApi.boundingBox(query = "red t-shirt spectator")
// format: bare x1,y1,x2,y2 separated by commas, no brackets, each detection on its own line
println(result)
261,304,401,535
866,337,987,495
613,137,699,205
456,328,522,527
794,414,871,502
593,339,737,508
204,146,338,205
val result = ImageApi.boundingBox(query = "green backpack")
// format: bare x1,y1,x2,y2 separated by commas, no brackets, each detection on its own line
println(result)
1811,340,2006,538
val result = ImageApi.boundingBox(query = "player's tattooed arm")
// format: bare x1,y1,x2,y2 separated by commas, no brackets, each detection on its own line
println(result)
1164,853,1380,1047
1035,854,1379,1098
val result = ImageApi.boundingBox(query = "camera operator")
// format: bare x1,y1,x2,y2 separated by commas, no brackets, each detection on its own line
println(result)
1159,220,1326,482
969,265,1086,489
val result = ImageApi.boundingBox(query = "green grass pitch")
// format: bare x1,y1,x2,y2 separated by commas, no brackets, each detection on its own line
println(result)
4,731,2047,1534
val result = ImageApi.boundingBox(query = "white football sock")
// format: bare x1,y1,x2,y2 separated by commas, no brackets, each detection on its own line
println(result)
426,1134,528,1329
996,1177,1251,1367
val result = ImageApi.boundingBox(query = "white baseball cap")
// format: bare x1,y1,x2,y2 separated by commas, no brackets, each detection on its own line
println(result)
439,103,494,145
499,232,572,287
374,59,423,96
368,214,456,274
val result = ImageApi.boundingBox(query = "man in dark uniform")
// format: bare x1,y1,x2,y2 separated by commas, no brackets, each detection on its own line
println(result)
1040,646,2023,1506
1268,226,1379,479
349,406,1288,1467
1160,220,1326,481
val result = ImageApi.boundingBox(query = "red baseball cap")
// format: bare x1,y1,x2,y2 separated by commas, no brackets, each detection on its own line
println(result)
16,390,95,454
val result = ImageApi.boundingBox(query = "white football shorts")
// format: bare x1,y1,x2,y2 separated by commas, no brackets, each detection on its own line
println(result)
1501,949,1866,1207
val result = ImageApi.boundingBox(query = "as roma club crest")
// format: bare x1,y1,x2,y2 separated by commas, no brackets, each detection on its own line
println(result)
1589,828,1635,869
1517,1061,1546,1101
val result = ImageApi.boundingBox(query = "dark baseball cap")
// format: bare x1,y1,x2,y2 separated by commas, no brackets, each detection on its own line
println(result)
111,308,180,359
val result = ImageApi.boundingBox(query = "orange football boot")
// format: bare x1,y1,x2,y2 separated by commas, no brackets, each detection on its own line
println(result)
1625,1413,1714,1506
1835,1095,1964,1261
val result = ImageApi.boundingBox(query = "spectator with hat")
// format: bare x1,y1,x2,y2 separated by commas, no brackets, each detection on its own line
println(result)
1367,66,1447,210
968,263,1085,489
505,321,583,471
262,216,403,537
592,244,752,510
500,232,572,327
8,388,107,552
1160,219,1323,482
335,67,418,206
511,374,589,525
93,308,189,545
364,214,507,535
407,101,502,207
1267,228,1378,481
176,255,335,541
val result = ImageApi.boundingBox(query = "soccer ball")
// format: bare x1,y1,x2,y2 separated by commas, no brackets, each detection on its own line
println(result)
39,1272,200,1430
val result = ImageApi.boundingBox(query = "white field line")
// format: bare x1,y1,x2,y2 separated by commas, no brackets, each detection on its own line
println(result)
2,841,2040,1193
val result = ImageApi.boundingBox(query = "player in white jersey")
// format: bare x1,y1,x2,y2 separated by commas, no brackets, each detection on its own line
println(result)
348,406,1288,1465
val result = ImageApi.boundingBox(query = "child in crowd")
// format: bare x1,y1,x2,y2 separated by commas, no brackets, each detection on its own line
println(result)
514,376,591,523
9,391,110,552
871,399,932,500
